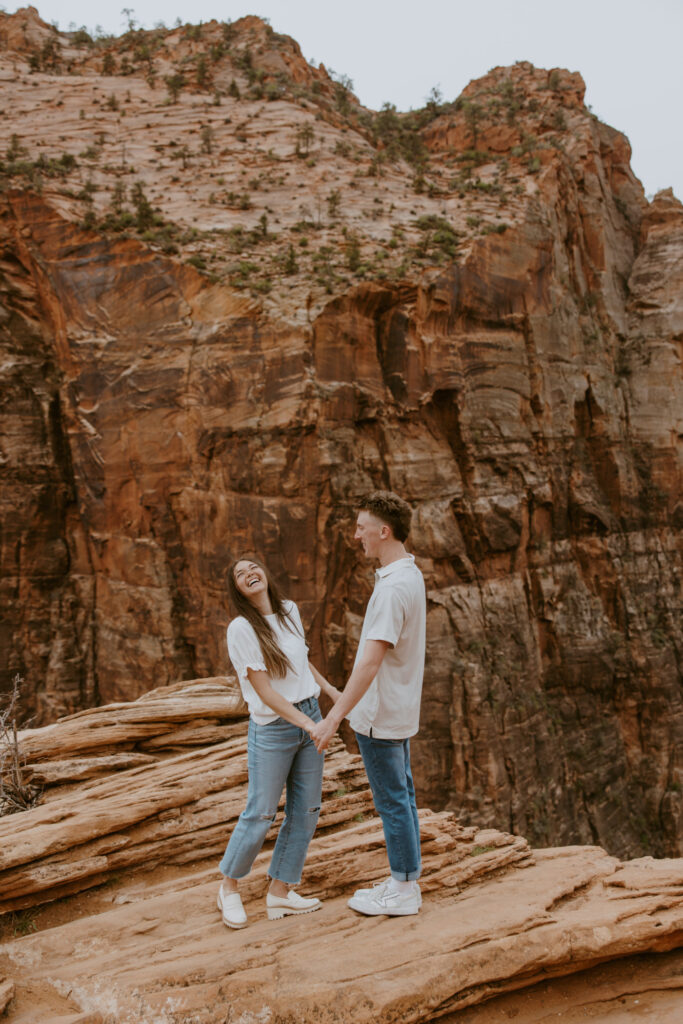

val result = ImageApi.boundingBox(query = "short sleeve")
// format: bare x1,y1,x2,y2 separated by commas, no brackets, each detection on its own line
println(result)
227,618,267,680
365,588,406,647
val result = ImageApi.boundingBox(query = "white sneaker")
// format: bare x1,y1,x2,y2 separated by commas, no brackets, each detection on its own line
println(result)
217,886,247,929
348,881,420,916
352,879,422,907
266,890,322,920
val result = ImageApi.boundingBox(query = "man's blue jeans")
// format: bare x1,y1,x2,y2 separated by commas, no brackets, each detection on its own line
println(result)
355,732,421,881
219,697,324,885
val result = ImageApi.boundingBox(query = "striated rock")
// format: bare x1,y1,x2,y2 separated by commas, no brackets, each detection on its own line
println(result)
1,681,683,1024
0,6,55,54
16,676,247,764
445,951,683,1023
0,680,377,913
7,839,683,1024
0,13,681,862
0,978,14,1017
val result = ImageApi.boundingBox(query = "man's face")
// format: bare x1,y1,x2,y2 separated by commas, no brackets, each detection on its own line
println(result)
354,510,386,559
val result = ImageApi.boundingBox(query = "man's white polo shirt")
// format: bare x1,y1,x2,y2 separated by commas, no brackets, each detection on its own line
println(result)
348,554,426,740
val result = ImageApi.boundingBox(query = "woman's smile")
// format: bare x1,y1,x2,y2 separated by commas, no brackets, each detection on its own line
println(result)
234,561,267,597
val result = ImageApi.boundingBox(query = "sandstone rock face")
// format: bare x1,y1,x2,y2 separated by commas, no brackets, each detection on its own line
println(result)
0,681,682,1024
0,14,681,859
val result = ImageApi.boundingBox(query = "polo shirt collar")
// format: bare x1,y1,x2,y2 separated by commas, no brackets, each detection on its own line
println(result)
375,554,415,580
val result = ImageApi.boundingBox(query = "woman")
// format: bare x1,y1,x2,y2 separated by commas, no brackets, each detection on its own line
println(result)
217,556,340,928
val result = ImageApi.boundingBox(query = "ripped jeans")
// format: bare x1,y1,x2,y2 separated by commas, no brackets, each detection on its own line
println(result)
219,697,324,885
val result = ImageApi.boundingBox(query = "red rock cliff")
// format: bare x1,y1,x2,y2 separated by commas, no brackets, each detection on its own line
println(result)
0,12,681,858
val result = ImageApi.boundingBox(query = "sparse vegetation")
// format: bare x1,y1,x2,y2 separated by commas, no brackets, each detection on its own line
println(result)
130,181,156,230
164,72,185,104
294,124,315,157
28,36,62,73
414,215,460,260
327,189,341,220
483,222,508,235
370,102,429,168
8,908,40,936
283,244,298,275
196,54,209,90
329,69,354,114
2,25,573,307
186,253,207,270
345,232,361,272
200,125,214,155
1,675,41,817
313,245,337,292
0,137,80,191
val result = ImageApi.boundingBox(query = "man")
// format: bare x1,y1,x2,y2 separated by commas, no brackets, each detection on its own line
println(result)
311,491,426,916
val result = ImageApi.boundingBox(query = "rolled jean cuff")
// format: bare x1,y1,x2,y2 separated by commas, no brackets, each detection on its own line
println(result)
391,868,421,882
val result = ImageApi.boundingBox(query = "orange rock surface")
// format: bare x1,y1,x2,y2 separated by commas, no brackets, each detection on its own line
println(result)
1,680,682,1023
0,7,682,865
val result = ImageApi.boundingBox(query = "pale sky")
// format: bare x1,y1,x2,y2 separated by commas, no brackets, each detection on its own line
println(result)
4,0,683,200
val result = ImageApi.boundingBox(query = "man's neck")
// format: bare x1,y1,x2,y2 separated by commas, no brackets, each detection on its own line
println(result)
378,542,408,567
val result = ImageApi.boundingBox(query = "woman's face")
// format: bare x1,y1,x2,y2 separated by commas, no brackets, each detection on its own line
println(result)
233,560,268,602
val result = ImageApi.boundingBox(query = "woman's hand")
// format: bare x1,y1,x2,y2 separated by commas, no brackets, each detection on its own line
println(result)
310,714,339,753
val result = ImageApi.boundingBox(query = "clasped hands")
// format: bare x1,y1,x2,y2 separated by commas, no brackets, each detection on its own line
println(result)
308,714,339,753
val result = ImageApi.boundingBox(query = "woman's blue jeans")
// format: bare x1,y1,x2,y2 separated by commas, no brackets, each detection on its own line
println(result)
355,732,421,881
219,697,324,885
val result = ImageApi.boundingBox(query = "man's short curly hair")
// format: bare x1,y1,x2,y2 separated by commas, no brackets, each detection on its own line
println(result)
357,490,412,543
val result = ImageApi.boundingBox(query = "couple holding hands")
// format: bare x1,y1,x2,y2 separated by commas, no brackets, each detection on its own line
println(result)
217,491,426,928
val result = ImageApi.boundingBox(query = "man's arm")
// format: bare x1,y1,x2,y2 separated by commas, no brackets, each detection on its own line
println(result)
310,639,389,752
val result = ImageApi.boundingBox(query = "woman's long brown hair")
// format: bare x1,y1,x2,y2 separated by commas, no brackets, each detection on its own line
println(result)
226,556,300,678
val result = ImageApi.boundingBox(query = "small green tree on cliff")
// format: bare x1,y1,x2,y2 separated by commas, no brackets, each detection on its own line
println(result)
131,182,155,230
200,125,214,155
295,124,314,157
463,100,481,148
164,72,185,104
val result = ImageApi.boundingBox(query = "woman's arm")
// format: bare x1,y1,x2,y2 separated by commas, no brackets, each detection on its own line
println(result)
246,668,316,731
308,661,342,704
310,639,389,751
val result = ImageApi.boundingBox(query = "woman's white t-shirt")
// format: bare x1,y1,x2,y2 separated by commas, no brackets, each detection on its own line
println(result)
226,601,320,724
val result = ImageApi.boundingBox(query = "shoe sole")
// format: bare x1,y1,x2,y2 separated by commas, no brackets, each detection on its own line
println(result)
267,903,321,920
347,897,419,916
217,892,248,929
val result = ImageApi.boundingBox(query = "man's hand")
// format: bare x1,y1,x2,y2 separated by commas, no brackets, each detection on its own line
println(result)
309,639,389,752
310,715,339,753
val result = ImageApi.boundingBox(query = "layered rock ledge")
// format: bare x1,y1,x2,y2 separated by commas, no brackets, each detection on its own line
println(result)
1,680,682,1022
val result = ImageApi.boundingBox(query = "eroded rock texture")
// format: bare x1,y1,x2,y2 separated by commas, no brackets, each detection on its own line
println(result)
0,15,681,859
0,681,682,1024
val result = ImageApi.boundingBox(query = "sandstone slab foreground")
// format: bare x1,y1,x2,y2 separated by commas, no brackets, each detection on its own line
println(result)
1,681,682,1022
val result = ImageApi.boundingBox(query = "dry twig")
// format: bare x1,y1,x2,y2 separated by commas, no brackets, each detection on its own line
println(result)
0,674,41,816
